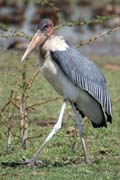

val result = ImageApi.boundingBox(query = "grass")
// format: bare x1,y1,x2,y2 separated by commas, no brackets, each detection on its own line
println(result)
0,49,120,180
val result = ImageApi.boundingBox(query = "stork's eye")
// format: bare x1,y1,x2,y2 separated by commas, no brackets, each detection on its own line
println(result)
43,25,48,31
43,24,52,34
38,19,53,35
39,24,48,32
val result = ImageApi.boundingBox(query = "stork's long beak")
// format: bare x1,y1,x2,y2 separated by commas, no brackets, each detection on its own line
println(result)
21,30,43,62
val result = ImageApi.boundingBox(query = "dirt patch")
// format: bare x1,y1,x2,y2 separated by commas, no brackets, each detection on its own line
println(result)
103,64,120,71
32,118,56,127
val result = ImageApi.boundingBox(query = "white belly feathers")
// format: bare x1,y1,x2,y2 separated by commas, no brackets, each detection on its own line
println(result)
40,55,80,101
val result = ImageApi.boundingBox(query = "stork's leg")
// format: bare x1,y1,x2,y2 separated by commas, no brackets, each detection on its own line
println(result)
71,102,90,164
28,100,66,165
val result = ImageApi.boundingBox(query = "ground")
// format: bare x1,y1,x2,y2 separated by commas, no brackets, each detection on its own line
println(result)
0,49,120,180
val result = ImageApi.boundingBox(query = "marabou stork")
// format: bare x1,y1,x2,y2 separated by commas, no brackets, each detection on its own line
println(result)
21,19,112,165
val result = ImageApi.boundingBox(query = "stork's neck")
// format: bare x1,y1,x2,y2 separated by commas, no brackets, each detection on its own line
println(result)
38,45,44,66
38,34,69,66
43,35,69,52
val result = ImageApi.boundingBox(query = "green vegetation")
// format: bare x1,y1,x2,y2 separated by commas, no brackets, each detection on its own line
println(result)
0,50,120,180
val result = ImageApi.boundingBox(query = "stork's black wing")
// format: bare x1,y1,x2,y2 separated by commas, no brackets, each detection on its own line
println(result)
51,47,112,122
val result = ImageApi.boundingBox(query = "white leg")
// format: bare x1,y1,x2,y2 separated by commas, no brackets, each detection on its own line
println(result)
31,100,66,162
71,103,90,164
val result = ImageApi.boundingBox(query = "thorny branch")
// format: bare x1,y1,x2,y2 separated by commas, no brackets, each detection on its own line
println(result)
55,16,111,30
23,70,40,94
0,16,119,47
7,90,15,149
0,23,31,40
0,72,29,85
0,16,109,35
0,96,12,115
27,97,61,112
76,26,120,48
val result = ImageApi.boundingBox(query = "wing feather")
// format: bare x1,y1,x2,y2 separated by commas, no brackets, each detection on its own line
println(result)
51,47,112,121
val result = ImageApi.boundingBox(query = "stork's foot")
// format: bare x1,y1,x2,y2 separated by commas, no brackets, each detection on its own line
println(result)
25,159,43,167
84,157,91,164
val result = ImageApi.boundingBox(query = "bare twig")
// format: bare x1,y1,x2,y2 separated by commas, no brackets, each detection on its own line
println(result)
27,97,61,112
76,26,120,48
20,64,28,150
55,16,111,30
20,94,28,150
0,72,29,85
7,90,14,149
0,97,12,115
22,70,40,96
10,99,19,109
7,91,17,150
27,70,40,89
0,23,31,40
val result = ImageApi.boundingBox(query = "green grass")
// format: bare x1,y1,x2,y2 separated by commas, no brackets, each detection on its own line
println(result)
0,49,120,180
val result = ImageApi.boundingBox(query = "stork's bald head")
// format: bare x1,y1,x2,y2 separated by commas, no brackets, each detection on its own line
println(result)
38,19,53,36
21,19,54,62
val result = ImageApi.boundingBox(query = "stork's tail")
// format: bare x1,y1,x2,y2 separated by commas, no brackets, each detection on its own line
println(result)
106,113,112,123
73,102,107,128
